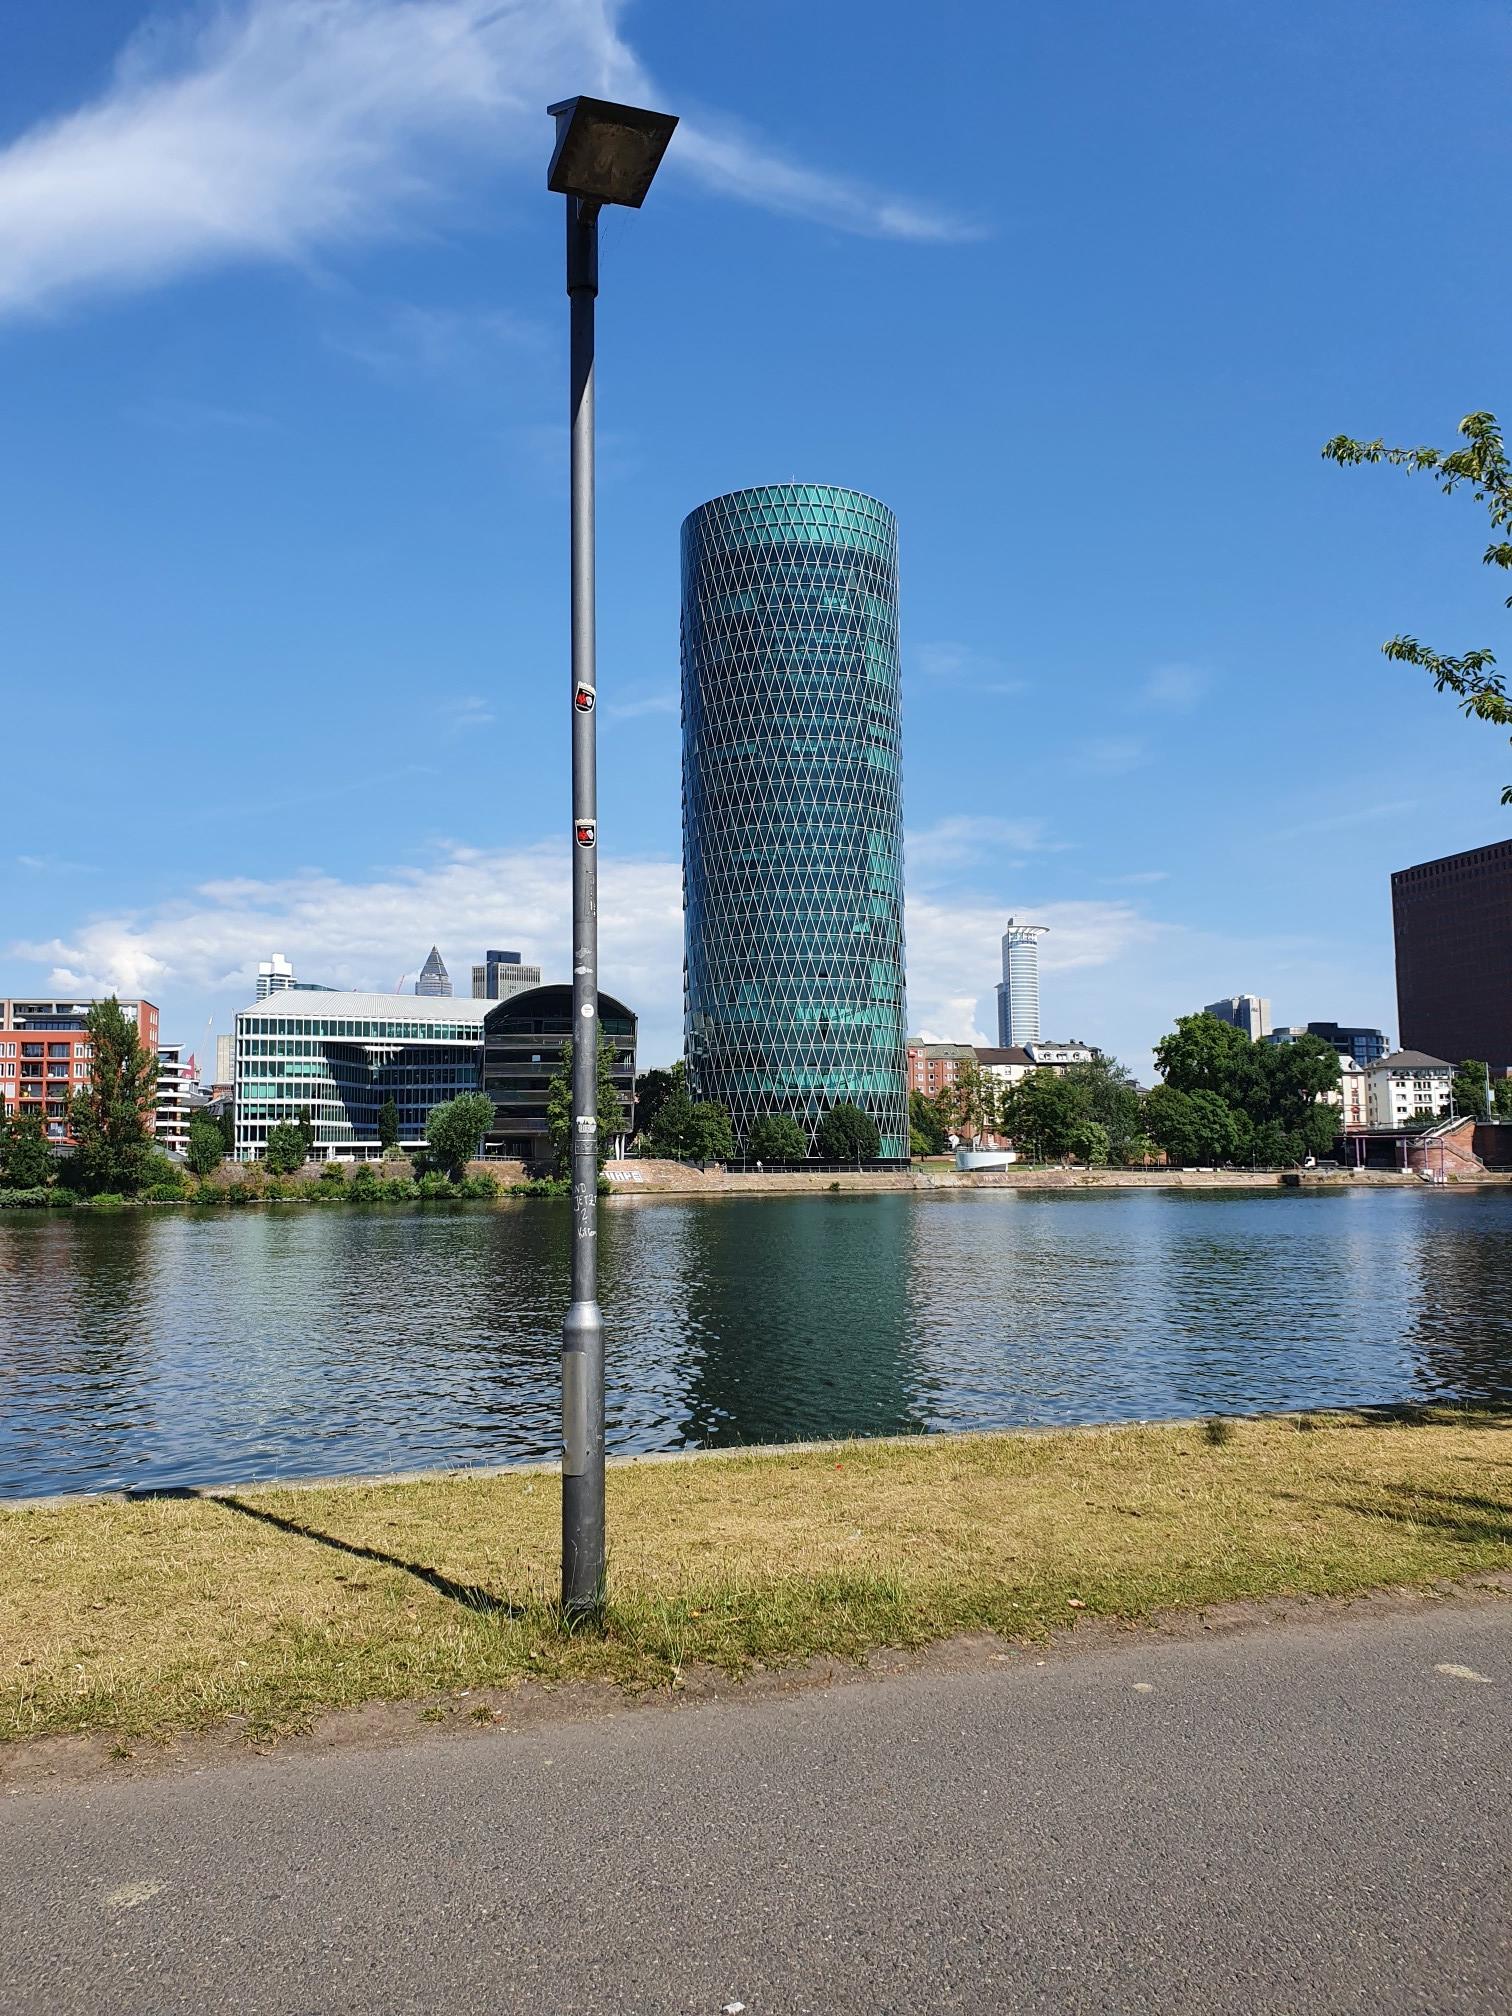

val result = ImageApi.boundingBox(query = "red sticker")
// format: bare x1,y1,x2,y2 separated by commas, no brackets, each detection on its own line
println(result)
574,684,596,713
575,820,596,848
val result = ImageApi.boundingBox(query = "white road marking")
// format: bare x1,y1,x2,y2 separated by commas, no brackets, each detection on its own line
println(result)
1435,1663,1493,1684
104,1881,162,1910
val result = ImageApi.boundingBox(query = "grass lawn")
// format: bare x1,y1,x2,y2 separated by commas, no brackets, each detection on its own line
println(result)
5,1408,1510,1744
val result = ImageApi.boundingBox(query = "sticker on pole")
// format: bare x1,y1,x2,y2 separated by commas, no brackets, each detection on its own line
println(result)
575,1114,597,1135
575,819,596,848
574,683,596,713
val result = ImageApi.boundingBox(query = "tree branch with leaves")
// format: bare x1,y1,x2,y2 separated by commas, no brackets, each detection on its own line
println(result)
1323,409,1512,803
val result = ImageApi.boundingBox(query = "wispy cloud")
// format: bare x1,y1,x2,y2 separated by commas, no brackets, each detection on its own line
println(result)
906,814,1060,876
0,0,975,322
439,694,494,735
913,641,1026,698
1105,869,1169,887
1073,736,1149,777
1276,798,1419,841
16,854,94,874
1137,663,1208,712
327,301,544,381
605,690,678,723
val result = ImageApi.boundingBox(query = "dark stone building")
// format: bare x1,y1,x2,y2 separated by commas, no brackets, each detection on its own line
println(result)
481,984,636,1166
1392,838,1512,1073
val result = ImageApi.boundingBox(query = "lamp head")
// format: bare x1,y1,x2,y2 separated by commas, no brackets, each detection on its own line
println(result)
547,96,678,208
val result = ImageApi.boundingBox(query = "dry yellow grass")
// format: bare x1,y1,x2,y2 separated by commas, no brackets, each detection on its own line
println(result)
4,1408,1510,1744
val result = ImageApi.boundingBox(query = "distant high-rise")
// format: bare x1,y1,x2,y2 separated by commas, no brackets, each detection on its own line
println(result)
996,921,1047,1048
256,953,296,999
471,950,542,1001
681,483,908,1160
1393,838,1512,1073
1203,994,1272,1041
415,946,452,998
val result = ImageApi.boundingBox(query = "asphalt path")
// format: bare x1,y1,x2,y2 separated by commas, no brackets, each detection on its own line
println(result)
4,1596,1509,2014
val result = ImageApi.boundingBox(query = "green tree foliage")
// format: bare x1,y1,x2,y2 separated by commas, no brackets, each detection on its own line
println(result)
1151,1015,1341,1165
295,1106,317,1158
1323,411,1512,802
264,1123,307,1174
1452,1060,1491,1119
908,1089,949,1158
218,1106,235,1153
748,1113,808,1163
1495,1078,1512,1119
68,999,158,1195
631,1062,685,1146
1068,1118,1111,1167
377,1096,400,1152
425,1092,498,1180
545,1037,626,1174
1144,1085,1239,1166
1,1111,55,1188
1001,1070,1081,1161
815,1101,882,1162
685,1101,734,1163
186,1111,225,1177
1062,1058,1144,1162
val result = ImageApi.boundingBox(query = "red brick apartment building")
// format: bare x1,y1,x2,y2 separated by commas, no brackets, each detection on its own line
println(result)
0,997,159,1141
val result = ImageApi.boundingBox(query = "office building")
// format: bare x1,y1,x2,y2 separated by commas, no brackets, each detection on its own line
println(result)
1392,838,1512,1071
1305,1022,1389,1068
471,950,543,1001
1203,995,1272,1040
481,984,636,1165
681,484,908,1160
996,920,1047,1048
214,1032,237,1090
1365,1050,1454,1129
0,996,158,1140
255,953,334,1000
233,992,490,1159
415,946,452,998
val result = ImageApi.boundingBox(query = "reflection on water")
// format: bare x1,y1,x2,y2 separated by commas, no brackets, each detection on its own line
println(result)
2,1188,1510,1497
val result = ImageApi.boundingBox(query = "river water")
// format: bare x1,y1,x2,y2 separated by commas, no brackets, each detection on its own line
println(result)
2,1188,1510,1498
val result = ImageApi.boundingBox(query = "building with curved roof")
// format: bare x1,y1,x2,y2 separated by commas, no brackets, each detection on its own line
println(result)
481,984,636,1165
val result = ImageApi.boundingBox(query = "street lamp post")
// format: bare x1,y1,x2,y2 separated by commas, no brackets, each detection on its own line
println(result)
548,95,677,1621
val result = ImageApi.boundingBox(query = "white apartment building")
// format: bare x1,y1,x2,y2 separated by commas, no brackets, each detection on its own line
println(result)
155,1043,202,1158
1333,1054,1370,1132
1025,1040,1101,1069
1365,1050,1454,1129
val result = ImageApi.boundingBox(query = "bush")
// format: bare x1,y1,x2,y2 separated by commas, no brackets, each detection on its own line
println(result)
318,1161,347,1189
261,1179,291,1202
0,1187,55,1210
382,1176,418,1202
424,1093,497,1180
509,1176,570,1198
145,1182,187,1202
88,1192,126,1210
460,1171,500,1200
348,1165,381,1201
264,1124,307,1176
48,1190,77,1209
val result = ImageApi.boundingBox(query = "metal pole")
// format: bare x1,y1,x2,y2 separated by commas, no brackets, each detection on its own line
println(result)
562,193,604,1621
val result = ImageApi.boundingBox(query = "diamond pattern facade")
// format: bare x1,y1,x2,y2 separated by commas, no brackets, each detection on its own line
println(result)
681,484,908,1160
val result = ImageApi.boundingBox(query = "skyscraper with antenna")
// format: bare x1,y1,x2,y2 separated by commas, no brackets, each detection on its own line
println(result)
996,919,1047,1047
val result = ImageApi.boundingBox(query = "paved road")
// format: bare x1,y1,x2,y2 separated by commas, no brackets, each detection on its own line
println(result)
4,1598,1509,2014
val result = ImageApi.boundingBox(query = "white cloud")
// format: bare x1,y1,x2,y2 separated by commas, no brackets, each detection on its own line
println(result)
1073,735,1148,777
438,694,494,734
0,0,975,321
1105,869,1169,886
327,301,544,380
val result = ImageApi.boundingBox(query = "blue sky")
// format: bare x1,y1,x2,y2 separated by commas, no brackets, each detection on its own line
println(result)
3,0,1509,1073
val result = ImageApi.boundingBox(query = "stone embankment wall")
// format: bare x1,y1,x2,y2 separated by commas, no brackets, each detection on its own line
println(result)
601,1159,1512,1198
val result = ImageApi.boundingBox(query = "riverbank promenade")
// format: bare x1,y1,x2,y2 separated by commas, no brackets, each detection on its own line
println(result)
3,1589,1507,2015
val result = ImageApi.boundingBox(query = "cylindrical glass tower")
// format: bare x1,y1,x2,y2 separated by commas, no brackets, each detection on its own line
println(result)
681,484,908,1160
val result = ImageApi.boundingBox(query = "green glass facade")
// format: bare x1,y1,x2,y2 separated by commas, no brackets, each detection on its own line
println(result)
681,484,908,1160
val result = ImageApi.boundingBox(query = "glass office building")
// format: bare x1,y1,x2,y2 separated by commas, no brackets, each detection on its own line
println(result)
681,484,908,1160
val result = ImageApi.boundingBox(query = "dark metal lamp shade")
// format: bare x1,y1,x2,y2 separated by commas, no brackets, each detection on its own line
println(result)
546,95,678,207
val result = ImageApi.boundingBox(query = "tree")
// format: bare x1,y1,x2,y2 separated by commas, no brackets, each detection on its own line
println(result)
295,1105,317,1158
1144,1086,1238,1166
1,1111,55,1188
632,1062,685,1146
186,1111,225,1177
940,1061,996,1147
1323,411,1512,802
217,1105,235,1153
377,1096,400,1152
68,998,158,1195
685,1101,734,1164
545,1036,626,1174
425,1092,498,1179
1002,1069,1081,1161
1263,1036,1341,1130
1452,1060,1491,1119
264,1123,307,1175
815,1102,881,1163
908,1089,949,1158
1495,1078,1512,1119
1155,1015,1266,1106
1068,1118,1110,1167
748,1113,807,1163
1062,1057,1143,1162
